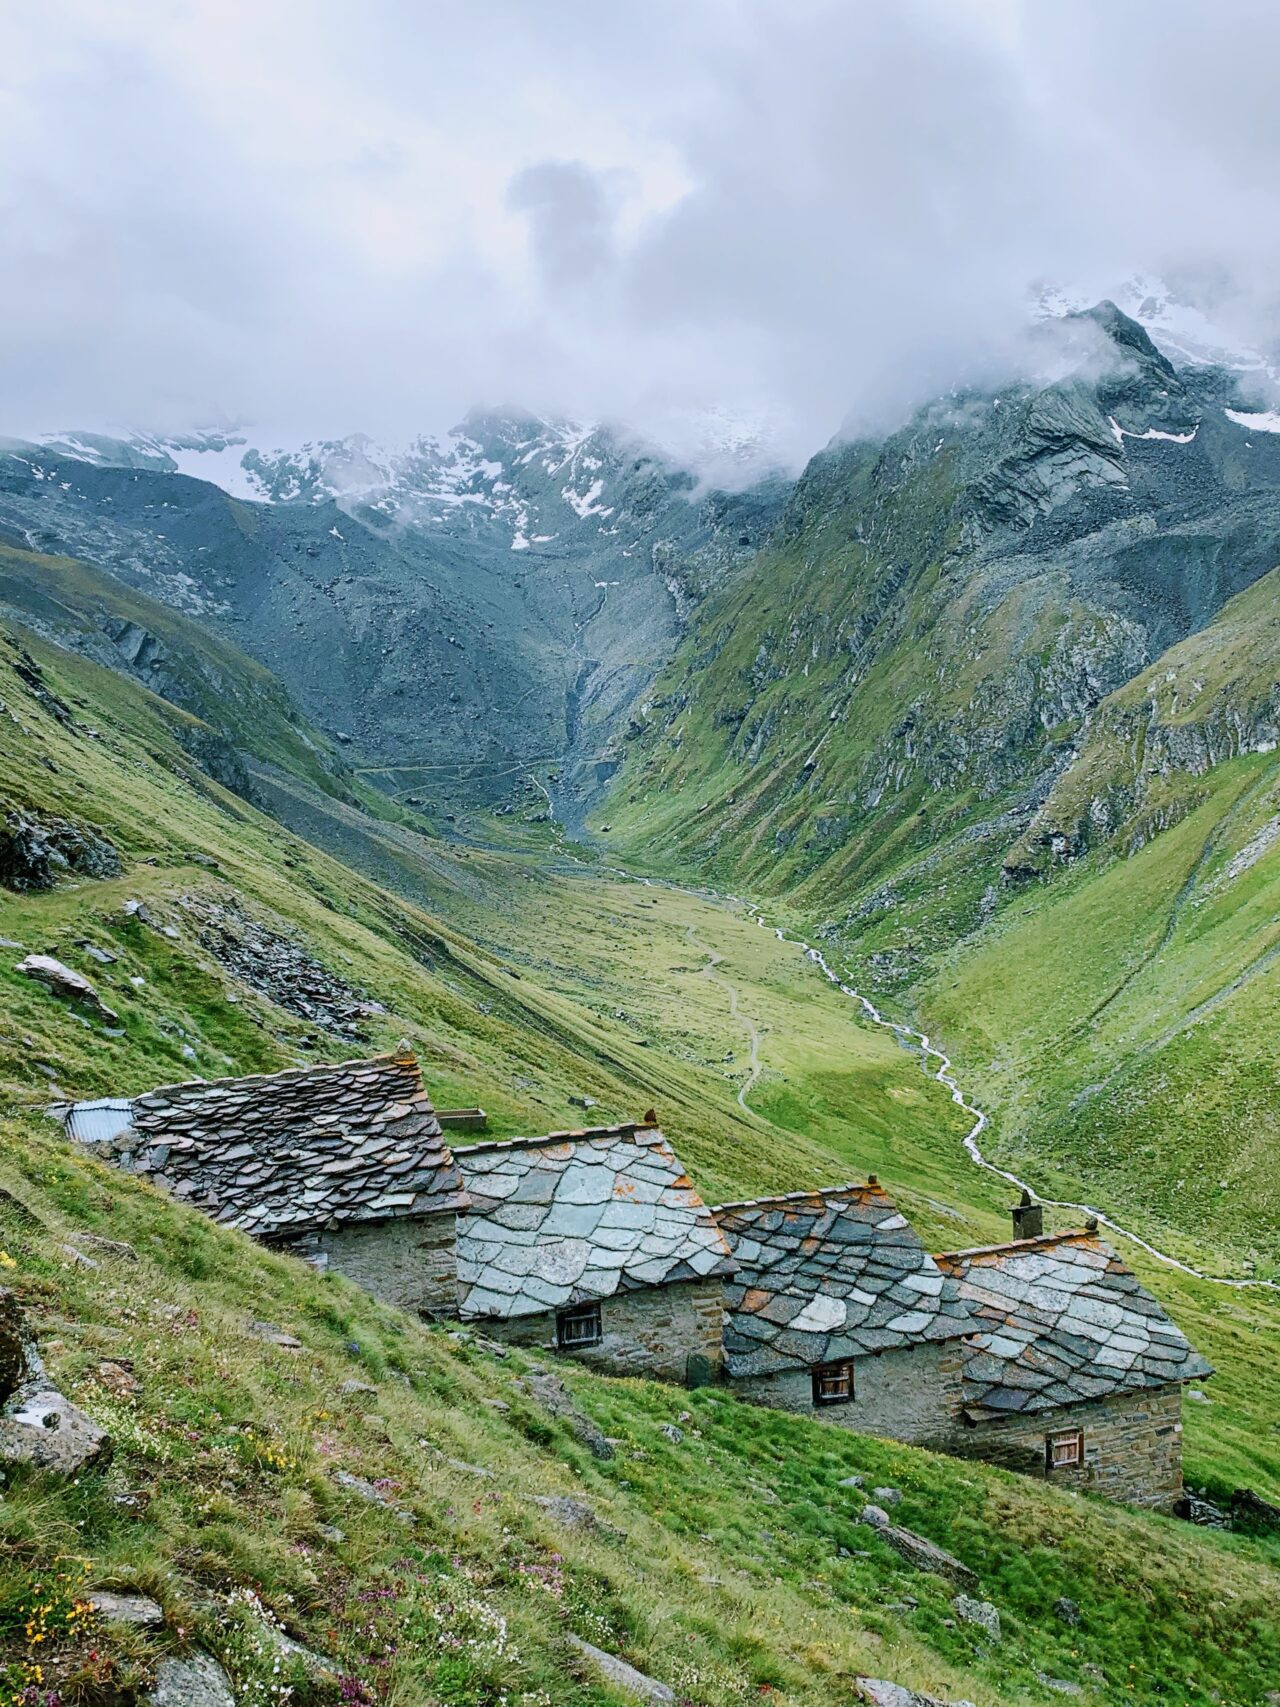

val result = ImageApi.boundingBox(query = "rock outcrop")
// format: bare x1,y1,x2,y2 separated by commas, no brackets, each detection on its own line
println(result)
176,891,383,1036
146,1653,235,1707
0,809,119,891
0,1287,112,1475
567,1635,674,1705
856,1681,976,1707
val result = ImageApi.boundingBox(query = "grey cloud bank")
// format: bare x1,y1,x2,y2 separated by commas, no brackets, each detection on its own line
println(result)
4,0,1280,470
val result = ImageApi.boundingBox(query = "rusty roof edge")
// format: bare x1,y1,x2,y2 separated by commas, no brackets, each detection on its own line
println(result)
452,1122,649,1155
933,1230,1103,1266
710,1180,890,1215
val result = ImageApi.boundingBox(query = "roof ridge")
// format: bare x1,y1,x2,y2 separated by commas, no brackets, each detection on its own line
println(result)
131,1048,422,1103
453,1121,648,1155
711,1180,887,1214
934,1229,1103,1264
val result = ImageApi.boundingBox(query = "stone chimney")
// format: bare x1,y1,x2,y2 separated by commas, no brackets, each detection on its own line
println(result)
1011,1188,1043,1240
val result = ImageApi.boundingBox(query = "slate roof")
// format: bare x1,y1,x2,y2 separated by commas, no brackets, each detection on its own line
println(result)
81,1048,468,1239
453,1125,735,1320
713,1183,976,1379
934,1232,1213,1419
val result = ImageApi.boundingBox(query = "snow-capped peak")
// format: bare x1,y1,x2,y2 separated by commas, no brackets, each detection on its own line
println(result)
1036,274,1279,385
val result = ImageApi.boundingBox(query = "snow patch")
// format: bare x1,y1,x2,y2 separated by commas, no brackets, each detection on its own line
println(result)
159,439,271,503
1224,408,1280,434
1108,416,1198,447
561,477,612,519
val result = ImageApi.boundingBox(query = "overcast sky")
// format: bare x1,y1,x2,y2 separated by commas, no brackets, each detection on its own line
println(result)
4,0,1280,465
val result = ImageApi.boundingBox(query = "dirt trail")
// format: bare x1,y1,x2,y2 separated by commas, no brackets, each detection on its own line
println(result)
684,924,763,1110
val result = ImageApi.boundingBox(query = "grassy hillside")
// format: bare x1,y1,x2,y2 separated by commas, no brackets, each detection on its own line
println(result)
0,543,356,803
593,414,1280,1272
3,587,1280,1702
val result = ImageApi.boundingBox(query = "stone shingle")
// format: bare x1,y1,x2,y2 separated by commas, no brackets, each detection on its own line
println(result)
71,1048,466,1238
934,1232,1213,1418
454,1126,734,1320
713,1183,977,1378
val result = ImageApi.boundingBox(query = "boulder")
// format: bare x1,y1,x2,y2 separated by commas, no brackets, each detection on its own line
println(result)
1053,1596,1081,1626
951,1596,1000,1641
0,1370,113,1475
257,1622,337,1677
517,1370,614,1460
873,1485,903,1507
0,1292,112,1476
862,1508,977,1587
532,1494,625,1538
16,955,120,1025
88,1591,164,1627
334,1469,389,1504
146,1653,235,1707
249,1322,301,1349
567,1635,674,1704
94,1359,141,1398
856,1682,976,1707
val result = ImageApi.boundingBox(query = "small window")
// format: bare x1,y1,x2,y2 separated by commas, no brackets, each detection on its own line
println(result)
812,1361,854,1406
1047,1429,1084,1470
556,1303,602,1349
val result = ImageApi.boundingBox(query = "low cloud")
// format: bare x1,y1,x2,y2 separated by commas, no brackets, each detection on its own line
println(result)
4,1,1280,470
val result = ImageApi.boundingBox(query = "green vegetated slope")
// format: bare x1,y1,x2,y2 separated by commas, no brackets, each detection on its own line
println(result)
0,542,355,805
597,316,1280,1279
3,579,1280,1704
919,571,1280,1266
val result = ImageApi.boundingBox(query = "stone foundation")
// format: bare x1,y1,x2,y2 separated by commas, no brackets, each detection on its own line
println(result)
476,1278,725,1384
954,1381,1185,1511
729,1338,965,1447
308,1211,459,1318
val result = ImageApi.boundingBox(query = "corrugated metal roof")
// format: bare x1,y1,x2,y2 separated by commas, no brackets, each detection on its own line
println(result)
65,1098,135,1145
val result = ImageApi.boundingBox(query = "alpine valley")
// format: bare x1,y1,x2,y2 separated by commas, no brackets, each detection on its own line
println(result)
4,294,1280,1707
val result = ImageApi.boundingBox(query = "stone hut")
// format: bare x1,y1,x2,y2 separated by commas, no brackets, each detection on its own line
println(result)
453,1124,735,1383
934,1230,1213,1510
712,1182,976,1444
74,1046,469,1317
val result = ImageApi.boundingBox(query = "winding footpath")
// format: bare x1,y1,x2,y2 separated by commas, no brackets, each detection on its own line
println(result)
684,924,763,1110
740,904,1280,1296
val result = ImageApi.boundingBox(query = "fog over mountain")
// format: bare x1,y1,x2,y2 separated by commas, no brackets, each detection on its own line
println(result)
5,1,1280,468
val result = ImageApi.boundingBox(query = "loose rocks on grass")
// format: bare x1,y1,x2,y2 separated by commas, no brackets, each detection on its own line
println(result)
17,954,120,1025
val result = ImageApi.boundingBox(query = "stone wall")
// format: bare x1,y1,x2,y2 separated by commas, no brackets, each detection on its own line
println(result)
729,1339,965,1446
479,1278,725,1384
312,1212,459,1318
954,1381,1185,1510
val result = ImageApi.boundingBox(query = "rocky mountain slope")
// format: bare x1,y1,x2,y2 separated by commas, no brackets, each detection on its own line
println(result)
0,414,785,823
590,305,1280,1266
604,305,1280,921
